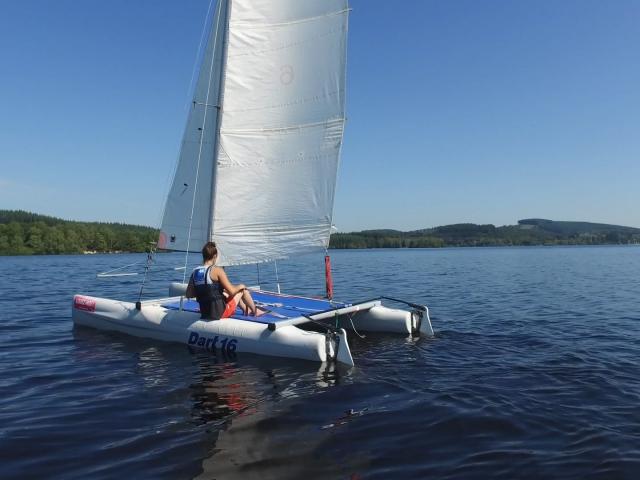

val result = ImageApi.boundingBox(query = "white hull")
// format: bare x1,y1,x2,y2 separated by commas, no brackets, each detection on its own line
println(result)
72,291,434,366
73,295,354,365
352,305,434,336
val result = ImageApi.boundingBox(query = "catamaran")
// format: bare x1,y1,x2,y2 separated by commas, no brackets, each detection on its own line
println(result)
72,0,434,366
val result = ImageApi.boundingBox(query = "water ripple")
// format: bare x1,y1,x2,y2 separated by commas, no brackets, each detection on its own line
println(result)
1,247,640,478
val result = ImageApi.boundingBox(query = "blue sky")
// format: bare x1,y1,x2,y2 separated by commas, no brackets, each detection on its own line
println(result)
1,0,638,231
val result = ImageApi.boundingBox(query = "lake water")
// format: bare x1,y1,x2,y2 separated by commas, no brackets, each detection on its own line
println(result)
1,246,639,479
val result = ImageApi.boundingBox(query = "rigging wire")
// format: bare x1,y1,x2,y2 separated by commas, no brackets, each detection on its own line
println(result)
96,260,144,278
184,0,216,114
136,246,156,309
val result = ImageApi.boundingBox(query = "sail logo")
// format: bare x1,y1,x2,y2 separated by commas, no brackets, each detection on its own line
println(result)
187,331,238,355
74,295,96,312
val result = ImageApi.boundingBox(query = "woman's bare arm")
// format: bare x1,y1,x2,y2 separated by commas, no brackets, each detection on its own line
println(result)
213,267,245,297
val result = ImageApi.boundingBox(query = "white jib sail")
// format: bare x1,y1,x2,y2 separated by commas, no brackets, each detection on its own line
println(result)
160,0,349,266
158,0,229,253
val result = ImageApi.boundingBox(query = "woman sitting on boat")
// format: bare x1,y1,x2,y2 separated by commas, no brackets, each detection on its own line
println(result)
186,241,258,318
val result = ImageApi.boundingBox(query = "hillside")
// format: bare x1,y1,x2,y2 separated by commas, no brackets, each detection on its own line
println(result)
2,211,639,255
329,219,640,249
0,210,158,255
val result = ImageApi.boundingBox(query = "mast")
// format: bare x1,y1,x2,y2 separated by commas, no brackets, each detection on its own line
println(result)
207,0,231,241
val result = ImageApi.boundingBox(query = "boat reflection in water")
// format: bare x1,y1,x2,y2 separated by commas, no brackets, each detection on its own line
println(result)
184,348,346,429
72,324,350,477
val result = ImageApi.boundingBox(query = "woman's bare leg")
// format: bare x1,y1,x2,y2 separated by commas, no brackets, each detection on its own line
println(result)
242,290,257,316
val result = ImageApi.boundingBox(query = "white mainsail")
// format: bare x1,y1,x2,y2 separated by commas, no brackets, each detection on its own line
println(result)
159,0,349,266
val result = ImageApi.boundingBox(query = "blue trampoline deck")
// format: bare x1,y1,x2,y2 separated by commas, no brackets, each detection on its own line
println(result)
162,290,349,325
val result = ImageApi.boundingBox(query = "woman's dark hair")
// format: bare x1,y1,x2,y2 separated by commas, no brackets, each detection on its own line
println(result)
202,242,218,262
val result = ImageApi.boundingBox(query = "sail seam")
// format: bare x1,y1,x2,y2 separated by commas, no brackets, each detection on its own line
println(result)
217,140,337,168
193,101,220,108
227,26,345,59
220,118,344,135
223,90,344,114
217,153,336,168
229,8,350,29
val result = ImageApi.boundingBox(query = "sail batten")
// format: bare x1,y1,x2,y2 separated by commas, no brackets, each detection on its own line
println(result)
221,117,345,135
229,7,350,28
159,0,349,266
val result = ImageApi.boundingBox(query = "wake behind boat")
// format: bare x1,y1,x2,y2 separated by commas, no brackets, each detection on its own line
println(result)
72,0,434,366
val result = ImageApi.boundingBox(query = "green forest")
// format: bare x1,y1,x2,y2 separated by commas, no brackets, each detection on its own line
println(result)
2,210,639,255
0,210,158,255
329,219,640,249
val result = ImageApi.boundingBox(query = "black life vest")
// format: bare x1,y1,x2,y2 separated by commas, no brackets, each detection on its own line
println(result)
191,266,226,319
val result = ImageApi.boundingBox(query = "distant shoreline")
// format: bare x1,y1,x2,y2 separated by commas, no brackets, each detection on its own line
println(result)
330,219,640,250
2,210,639,256
3,243,639,258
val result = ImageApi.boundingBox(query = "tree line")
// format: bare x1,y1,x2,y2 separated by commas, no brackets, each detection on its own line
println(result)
0,210,158,255
329,221,640,249
3,210,639,255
